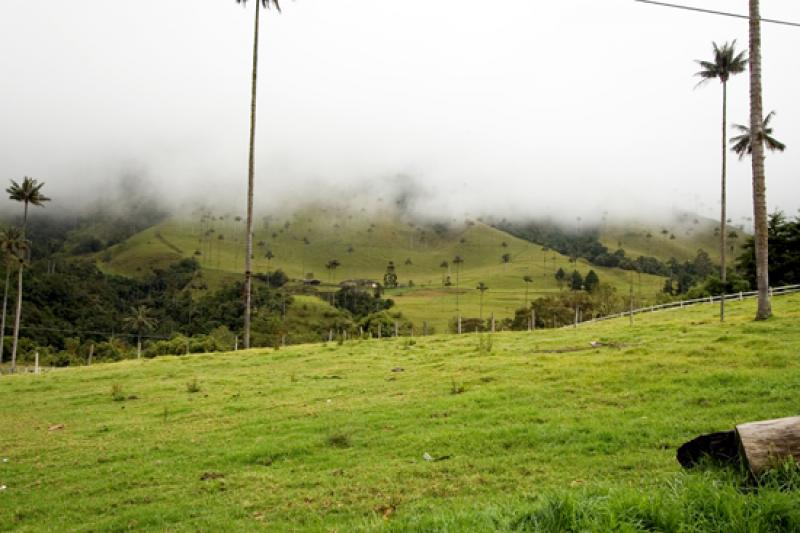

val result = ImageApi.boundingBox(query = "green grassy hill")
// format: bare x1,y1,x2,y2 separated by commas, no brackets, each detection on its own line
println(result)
598,214,744,265
2,294,799,531
97,210,669,331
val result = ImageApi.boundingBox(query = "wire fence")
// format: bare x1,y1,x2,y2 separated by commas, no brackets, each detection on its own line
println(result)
581,284,800,326
3,284,800,375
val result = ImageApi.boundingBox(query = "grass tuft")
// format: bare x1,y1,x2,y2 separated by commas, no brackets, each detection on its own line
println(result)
110,383,126,402
326,432,352,449
477,334,494,355
185,378,201,393
450,378,466,395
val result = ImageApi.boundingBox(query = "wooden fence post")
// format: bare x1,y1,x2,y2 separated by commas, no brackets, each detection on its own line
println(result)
457,315,462,335
35,352,40,375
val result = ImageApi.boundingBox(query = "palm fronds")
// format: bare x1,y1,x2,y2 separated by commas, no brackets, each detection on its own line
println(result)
730,111,787,159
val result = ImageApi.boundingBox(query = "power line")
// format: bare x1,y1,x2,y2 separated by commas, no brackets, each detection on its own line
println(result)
634,0,800,28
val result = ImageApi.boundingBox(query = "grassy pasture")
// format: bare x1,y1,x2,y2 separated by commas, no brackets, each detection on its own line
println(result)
98,213,666,331
1,294,799,531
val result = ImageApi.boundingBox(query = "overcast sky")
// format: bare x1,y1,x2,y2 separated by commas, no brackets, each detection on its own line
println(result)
1,0,798,223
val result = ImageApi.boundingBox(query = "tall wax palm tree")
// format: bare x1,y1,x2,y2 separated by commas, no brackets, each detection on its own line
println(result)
452,256,464,313
523,275,533,307
123,305,157,359
730,111,786,159
236,0,282,349
748,0,771,320
476,282,488,321
695,41,747,322
7,177,50,371
439,260,449,286
0,227,26,367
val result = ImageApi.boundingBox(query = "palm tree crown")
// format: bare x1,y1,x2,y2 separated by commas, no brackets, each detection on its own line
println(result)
695,41,747,85
123,305,157,334
235,0,280,10
7,177,51,211
0,227,28,264
730,111,786,159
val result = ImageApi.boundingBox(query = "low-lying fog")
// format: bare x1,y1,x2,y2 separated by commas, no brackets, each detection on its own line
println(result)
1,1,798,225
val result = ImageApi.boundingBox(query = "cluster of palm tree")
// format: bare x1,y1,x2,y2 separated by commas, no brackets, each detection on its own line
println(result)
325,259,341,282
1,177,50,372
694,7,786,323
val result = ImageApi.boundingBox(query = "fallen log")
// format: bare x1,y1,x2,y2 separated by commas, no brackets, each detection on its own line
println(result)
677,416,800,476
736,416,800,476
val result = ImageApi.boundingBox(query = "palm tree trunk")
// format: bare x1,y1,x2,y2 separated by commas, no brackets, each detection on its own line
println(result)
243,0,261,349
10,202,30,373
137,334,142,359
720,81,728,322
749,0,771,320
10,265,23,372
455,267,460,313
0,269,9,364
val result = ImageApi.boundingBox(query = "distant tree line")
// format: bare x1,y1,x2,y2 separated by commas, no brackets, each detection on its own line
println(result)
494,219,717,295
0,256,294,364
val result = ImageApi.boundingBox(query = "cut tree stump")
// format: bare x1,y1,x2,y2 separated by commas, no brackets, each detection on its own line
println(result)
677,416,800,476
736,416,800,476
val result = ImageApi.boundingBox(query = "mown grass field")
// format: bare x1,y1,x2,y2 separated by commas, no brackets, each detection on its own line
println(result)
1,294,799,531
97,211,668,331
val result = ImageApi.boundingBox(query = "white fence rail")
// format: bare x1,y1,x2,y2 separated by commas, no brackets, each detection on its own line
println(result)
581,284,800,326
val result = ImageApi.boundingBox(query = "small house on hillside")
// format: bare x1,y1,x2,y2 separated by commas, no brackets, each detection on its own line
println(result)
339,279,380,290
339,279,383,297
